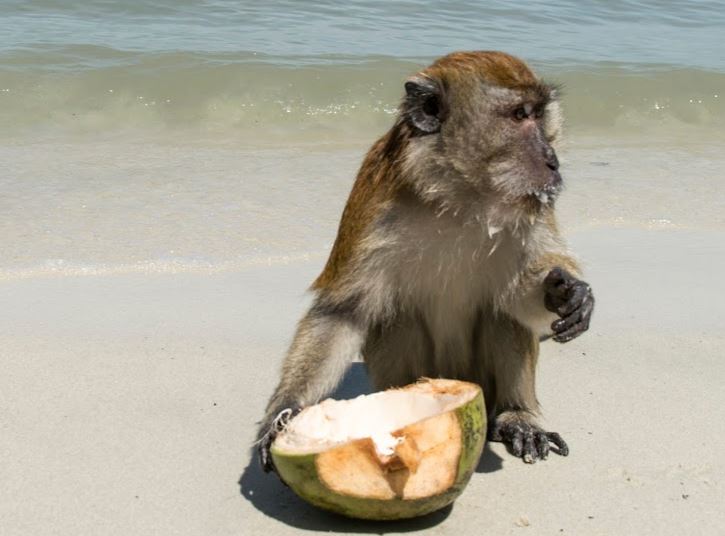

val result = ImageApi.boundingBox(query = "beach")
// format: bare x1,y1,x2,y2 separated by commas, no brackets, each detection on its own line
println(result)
2,137,725,535
2,1,725,534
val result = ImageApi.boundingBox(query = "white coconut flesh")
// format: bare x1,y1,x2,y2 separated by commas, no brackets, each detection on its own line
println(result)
276,390,468,456
272,379,481,500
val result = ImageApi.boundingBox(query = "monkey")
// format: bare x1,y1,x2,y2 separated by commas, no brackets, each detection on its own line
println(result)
256,51,594,471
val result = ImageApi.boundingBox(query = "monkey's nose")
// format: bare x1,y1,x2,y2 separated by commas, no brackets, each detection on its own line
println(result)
544,147,559,171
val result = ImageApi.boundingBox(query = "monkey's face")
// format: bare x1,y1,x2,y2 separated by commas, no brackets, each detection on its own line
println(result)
465,83,562,206
402,54,564,216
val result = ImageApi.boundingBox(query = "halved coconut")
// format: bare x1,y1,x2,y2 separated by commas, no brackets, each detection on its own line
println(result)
271,378,486,520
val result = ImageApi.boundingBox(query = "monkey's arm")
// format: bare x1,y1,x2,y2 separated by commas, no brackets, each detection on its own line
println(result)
489,253,592,462
256,303,365,472
504,251,594,343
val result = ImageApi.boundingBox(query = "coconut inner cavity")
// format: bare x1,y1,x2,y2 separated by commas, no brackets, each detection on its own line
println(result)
274,389,467,456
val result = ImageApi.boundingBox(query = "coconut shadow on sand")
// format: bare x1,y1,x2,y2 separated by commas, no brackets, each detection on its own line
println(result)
238,363,503,532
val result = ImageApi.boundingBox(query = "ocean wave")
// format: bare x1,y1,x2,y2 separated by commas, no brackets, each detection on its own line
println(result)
1,50,723,141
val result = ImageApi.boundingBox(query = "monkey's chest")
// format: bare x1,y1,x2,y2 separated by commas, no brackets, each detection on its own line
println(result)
390,230,495,357
391,220,511,311
368,208,523,369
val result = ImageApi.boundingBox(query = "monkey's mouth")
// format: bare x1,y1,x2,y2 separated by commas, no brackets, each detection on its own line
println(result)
530,171,563,205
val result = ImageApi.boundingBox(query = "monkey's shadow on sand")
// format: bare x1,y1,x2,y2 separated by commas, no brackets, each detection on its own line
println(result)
239,363,503,532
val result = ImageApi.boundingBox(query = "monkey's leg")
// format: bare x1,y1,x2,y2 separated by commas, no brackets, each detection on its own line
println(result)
478,312,568,463
256,306,364,472
363,312,436,390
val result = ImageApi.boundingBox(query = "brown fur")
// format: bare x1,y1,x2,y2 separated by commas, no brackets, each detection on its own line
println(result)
426,51,539,90
313,122,413,290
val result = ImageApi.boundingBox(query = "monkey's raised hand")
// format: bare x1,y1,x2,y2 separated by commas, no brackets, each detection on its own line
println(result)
544,267,594,343
256,407,301,474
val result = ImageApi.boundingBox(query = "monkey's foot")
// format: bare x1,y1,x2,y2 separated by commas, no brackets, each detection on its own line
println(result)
256,407,302,474
488,412,568,463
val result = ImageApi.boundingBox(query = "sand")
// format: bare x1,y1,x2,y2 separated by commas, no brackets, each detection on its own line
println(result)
0,127,725,536
2,138,725,535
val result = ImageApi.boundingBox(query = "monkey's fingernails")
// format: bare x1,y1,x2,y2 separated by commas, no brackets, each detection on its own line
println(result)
522,432,537,463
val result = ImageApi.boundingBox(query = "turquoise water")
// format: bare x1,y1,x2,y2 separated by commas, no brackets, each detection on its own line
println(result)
2,0,724,67
1,0,724,139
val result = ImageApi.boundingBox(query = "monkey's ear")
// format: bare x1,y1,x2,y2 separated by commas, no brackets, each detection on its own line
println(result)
403,75,446,134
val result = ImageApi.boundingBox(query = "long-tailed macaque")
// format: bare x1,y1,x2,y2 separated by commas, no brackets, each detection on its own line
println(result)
257,51,594,470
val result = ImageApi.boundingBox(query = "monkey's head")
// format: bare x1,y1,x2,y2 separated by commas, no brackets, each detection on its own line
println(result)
399,51,564,220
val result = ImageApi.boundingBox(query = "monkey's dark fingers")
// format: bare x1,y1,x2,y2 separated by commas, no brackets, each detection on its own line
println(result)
552,295,594,333
522,431,537,463
552,308,581,333
490,417,566,463
557,282,593,317
257,431,277,473
552,322,588,343
546,431,569,456
511,432,524,458
552,302,593,343
535,432,550,460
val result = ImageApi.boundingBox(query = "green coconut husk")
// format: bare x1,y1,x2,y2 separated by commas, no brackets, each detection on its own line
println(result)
271,378,486,520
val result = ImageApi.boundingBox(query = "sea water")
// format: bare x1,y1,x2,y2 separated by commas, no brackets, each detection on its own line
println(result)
1,1,724,279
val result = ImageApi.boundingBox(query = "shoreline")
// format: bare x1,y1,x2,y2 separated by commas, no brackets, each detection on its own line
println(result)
2,136,725,284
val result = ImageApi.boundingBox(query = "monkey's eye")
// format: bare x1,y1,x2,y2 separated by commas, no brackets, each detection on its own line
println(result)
422,95,440,117
533,106,545,119
512,107,527,121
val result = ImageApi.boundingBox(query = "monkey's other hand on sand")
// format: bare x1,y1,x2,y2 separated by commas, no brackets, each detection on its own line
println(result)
257,407,302,474
489,411,569,463
544,267,594,343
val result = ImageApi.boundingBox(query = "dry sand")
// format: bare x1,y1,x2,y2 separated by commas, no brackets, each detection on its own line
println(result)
2,224,724,535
